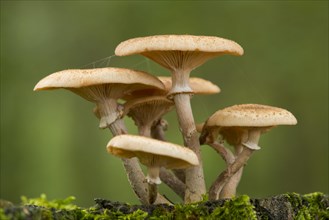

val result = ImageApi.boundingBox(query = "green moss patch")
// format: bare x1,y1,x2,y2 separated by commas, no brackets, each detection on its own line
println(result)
285,192,329,220
1,193,328,219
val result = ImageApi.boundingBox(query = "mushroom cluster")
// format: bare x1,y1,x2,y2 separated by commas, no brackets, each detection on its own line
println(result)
34,34,297,205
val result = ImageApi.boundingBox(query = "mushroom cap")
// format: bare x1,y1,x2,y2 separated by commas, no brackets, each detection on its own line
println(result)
33,67,165,91
123,96,174,129
107,134,199,169
206,104,298,127
116,35,242,95
158,76,220,95
123,96,174,116
195,123,205,133
115,35,244,56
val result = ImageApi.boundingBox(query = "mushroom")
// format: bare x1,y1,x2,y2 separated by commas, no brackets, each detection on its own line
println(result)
34,67,165,130
123,96,174,137
115,35,243,202
34,67,170,205
199,104,297,200
107,134,199,204
123,97,189,199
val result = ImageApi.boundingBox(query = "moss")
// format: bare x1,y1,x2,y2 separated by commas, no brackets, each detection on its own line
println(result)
208,195,257,220
285,192,329,220
1,193,328,219
21,193,77,210
0,208,10,220
79,208,148,220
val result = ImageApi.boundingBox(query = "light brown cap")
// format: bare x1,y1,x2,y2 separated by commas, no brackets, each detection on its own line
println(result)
123,96,174,116
158,76,220,95
195,123,205,133
34,67,164,91
107,134,199,169
206,104,297,127
115,35,244,56
116,35,242,95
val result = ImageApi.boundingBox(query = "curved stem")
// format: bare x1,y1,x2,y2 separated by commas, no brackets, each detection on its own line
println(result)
208,141,243,199
218,135,246,199
208,142,235,164
219,167,243,199
208,147,254,200
209,129,261,200
160,167,185,200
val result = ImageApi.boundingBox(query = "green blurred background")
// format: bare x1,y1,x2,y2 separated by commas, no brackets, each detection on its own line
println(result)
1,1,328,207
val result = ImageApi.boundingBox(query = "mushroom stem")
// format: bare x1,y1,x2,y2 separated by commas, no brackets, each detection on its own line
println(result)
173,93,206,203
219,167,243,199
208,146,254,200
219,143,244,199
208,141,242,200
97,98,121,129
148,183,158,204
172,169,186,184
169,69,193,96
208,141,235,164
159,167,185,200
109,119,170,205
243,128,262,150
146,166,161,204
108,117,127,135
209,129,261,200
138,124,152,137
151,119,168,141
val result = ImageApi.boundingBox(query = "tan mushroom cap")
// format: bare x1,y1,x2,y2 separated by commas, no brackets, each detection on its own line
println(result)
116,35,242,96
123,96,174,116
206,104,297,127
195,123,205,133
34,67,164,91
115,35,244,56
107,134,199,169
158,76,220,95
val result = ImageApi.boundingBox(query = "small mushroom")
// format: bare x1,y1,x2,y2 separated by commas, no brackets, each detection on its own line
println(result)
123,96,174,137
199,104,297,200
107,134,199,204
34,67,169,205
115,35,243,202
34,67,165,129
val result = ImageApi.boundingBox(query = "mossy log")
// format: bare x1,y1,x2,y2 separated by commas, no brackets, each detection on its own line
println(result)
1,193,328,219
